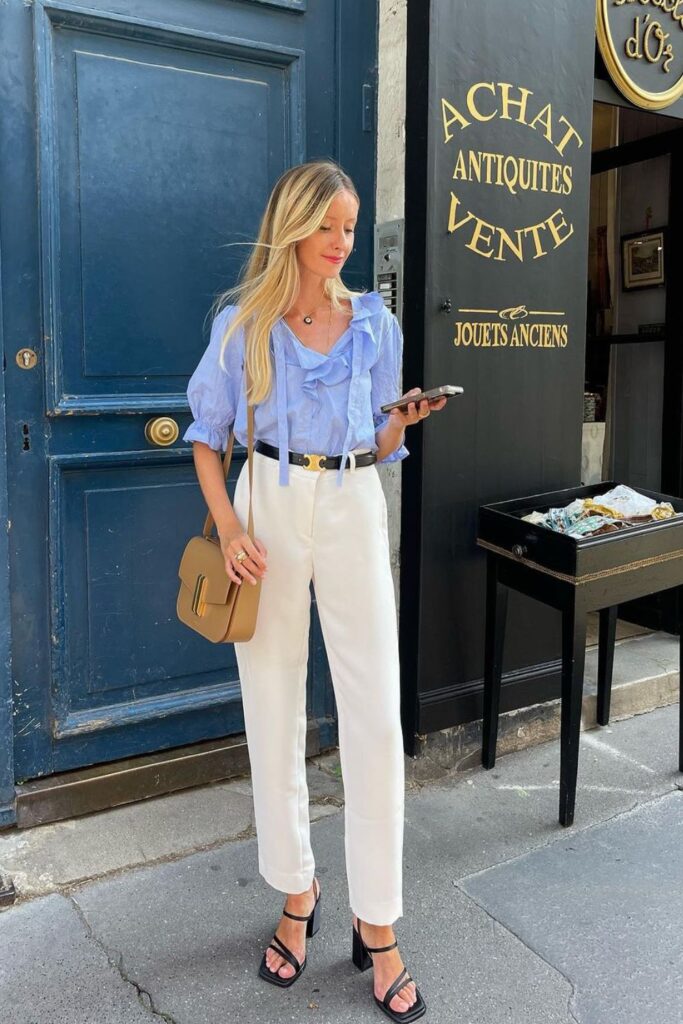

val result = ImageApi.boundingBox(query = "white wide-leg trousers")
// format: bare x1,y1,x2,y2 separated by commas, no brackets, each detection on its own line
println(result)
232,449,405,925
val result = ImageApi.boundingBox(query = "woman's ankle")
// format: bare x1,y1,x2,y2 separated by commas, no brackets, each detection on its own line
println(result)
354,915,395,935
285,880,315,906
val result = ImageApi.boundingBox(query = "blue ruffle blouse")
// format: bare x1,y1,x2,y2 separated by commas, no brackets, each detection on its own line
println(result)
182,290,409,487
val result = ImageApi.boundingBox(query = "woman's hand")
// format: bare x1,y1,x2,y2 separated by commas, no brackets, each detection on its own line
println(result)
388,387,449,429
219,524,268,586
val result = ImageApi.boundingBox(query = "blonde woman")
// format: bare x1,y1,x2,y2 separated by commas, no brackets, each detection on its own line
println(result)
183,160,446,1022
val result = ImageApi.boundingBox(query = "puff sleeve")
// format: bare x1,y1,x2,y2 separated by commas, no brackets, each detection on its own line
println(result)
370,309,410,463
182,306,242,452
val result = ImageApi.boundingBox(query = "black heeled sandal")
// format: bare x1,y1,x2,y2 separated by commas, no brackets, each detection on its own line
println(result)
258,877,322,988
352,918,427,1022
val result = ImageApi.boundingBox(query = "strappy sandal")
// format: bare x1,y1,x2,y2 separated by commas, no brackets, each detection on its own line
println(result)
352,918,427,1022
258,877,322,988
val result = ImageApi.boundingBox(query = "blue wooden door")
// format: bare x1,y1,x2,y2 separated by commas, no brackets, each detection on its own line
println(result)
1,0,377,783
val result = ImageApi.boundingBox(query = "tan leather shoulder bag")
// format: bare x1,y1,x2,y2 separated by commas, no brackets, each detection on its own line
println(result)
177,400,260,643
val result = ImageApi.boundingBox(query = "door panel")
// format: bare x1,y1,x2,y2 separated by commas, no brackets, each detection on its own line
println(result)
2,0,377,784
37,6,303,411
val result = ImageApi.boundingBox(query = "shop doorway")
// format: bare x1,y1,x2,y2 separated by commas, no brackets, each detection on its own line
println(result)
585,99,682,641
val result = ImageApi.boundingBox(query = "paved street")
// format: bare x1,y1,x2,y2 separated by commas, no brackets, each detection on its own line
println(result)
1,703,681,1024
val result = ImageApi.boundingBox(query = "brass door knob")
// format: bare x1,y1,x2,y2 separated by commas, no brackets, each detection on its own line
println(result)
145,416,179,447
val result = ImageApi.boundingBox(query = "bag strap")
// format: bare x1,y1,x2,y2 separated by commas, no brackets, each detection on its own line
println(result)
202,367,255,542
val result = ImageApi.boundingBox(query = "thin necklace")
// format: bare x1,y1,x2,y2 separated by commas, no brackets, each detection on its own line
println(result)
290,298,329,325
287,299,334,353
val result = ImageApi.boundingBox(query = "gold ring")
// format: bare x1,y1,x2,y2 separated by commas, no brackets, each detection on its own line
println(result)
234,550,248,563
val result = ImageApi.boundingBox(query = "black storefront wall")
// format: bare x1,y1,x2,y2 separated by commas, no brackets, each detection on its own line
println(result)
401,0,597,746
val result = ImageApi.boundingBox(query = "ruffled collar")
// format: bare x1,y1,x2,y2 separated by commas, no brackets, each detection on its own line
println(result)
349,289,386,321
272,290,386,487
277,290,385,361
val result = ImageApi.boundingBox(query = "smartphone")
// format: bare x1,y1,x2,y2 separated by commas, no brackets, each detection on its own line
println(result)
380,385,464,414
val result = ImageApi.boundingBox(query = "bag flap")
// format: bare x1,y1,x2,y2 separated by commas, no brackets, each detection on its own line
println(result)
178,535,232,603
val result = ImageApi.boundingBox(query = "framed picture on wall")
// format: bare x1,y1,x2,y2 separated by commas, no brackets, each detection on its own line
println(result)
621,228,666,290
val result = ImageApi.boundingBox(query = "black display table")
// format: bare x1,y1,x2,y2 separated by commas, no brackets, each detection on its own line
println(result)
477,482,683,826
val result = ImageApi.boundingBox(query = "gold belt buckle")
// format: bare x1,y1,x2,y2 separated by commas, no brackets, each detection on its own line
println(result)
302,453,327,471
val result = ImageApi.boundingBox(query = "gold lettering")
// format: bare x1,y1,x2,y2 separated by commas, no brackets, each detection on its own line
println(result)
494,152,505,187
447,150,573,197
539,161,552,192
664,42,674,71
531,160,540,191
503,156,520,194
448,192,475,233
523,221,550,260
441,86,584,154
454,319,567,350
442,98,470,143
448,200,575,262
552,163,563,192
482,151,496,180
468,149,482,182
626,15,644,58
554,116,583,157
467,82,498,122
498,82,533,124
453,150,468,181
518,160,532,192
613,0,683,31
466,216,496,258
546,208,574,248
494,226,525,263
643,19,669,62
528,103,554,143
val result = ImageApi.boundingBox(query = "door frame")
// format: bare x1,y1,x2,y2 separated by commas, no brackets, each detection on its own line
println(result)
0,0,379,828
0,318,14,828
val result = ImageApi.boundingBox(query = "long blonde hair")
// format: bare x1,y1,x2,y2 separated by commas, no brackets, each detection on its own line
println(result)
213,160,362,405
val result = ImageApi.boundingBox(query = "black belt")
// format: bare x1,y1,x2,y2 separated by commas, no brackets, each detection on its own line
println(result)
254,439,377,471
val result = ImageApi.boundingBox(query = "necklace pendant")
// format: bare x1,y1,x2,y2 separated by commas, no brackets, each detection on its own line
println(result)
303,315,313,325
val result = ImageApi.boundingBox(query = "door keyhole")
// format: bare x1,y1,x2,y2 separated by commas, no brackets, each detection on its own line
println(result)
16,348,38,369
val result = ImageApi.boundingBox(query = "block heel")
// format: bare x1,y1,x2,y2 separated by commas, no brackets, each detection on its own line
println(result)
351,918,427,1022
352,920,373,971
307,887,321,937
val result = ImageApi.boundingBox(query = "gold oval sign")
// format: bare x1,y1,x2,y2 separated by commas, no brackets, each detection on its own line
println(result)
597,0,683,110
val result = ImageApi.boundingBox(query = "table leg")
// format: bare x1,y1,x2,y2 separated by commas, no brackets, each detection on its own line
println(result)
597,606,617,726
482,553,508,770
559,600,587,827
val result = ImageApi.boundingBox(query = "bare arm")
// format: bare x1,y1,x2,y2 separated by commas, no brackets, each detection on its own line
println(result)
375,388,448,460
375,419,407,462
191,441,267,585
